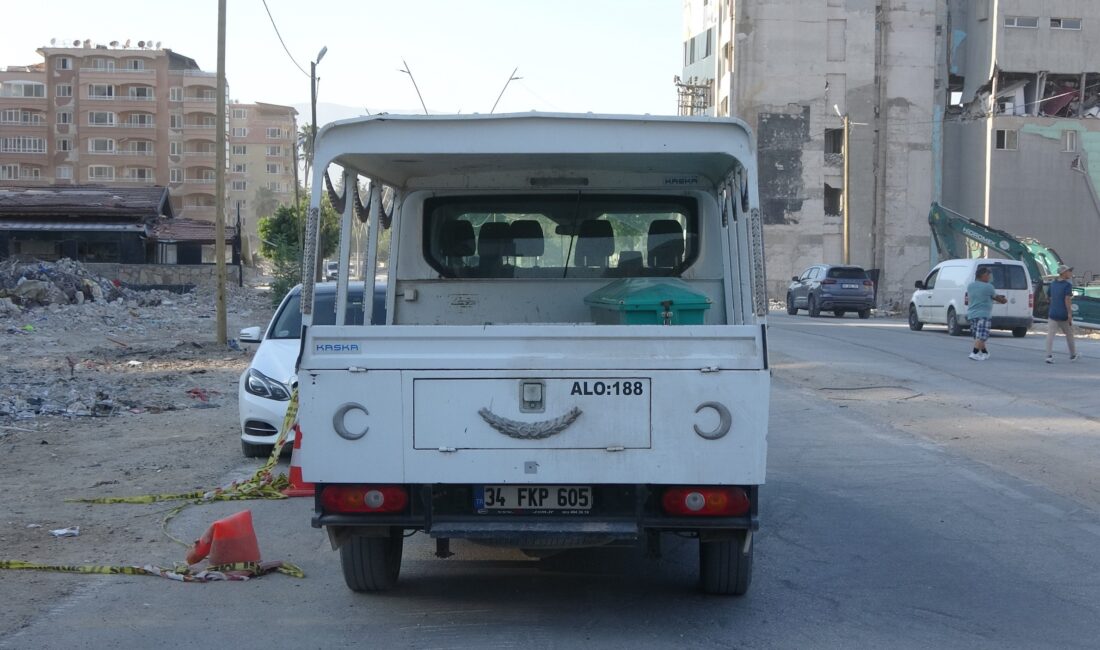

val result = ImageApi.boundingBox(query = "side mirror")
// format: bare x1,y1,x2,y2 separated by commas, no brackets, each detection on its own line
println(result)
239,326,263,343
791,276,799,282
914,281,924,290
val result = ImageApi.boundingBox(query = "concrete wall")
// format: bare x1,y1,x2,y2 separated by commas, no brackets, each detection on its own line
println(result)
84,262,241,289
999,0,1100,74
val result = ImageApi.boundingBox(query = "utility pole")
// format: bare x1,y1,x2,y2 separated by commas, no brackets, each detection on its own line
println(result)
842,111,850,264
215,0,227,345
311,46,327,281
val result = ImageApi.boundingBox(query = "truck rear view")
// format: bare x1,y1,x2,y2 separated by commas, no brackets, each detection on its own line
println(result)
297,113,769,595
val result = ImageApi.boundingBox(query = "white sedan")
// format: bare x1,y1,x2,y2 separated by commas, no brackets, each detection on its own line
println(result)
237,281,385,457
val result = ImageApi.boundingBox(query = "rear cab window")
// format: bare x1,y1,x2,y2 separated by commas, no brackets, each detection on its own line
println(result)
978,264,1028,290
423,194,698,279
826,267,868,280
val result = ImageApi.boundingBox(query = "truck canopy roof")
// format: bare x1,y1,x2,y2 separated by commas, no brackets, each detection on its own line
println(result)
313,112,755,190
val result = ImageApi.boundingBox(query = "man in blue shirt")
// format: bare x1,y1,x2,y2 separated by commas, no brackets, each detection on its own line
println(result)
1045,264,1078,363
966,266,1006,360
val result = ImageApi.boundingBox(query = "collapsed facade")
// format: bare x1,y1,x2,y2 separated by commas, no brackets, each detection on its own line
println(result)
682,0,1099,306
943,0,1100,281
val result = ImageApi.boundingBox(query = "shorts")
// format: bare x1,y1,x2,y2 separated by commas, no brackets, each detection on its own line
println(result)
970,317,991,341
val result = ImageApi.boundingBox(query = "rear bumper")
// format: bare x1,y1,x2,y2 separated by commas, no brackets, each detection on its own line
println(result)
312,484,759,542
986,316,1033,330
817,296,874,310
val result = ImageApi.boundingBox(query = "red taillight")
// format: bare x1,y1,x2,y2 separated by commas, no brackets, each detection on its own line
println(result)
661,486,750,517
321,485,408,514
863,279,874,287
821,279,837,285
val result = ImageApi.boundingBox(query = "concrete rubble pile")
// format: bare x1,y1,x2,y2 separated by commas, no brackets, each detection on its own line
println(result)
0,258,172,315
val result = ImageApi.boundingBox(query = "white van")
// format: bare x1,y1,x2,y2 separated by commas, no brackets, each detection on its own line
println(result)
908,258,1033,337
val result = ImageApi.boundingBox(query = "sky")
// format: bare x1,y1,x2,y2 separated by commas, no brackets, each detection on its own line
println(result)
0,0,684,123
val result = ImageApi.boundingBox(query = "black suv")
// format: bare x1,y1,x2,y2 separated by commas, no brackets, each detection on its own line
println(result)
786,264,875,318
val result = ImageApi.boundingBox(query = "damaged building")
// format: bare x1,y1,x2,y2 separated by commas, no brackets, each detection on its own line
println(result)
681,0,940,307
943,1,1100,280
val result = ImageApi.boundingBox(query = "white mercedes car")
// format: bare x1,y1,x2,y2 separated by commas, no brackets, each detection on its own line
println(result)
237,281,385,457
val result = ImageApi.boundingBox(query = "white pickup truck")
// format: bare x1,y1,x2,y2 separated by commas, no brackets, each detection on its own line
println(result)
297,112,769,595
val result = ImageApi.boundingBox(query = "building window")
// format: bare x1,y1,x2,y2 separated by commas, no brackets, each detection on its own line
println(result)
266,163,280,174
88,111,116,126
128,113,154,127
233,163,247,173
232,127,248,137
232,180,247,191
995,129,1018,150
0,109,18,123
0,137,46,153
232,108,247,119
129,140,153,154
0,81,45,98
88,58,115,71
0,164,18,180
1004,16,1038,28
56,166,73,180
126,59,145,71
266,145,282,156
169,87,183,101
705,28,713,58
170,141,181,155
55,57,72,70
266,127,284,138
232,144,247,155
89,138,116,153
128,167,153,181
128,86,154,99
824,128,844,154
88,83,115,99
170,168,183,183
170,113,182,129
88,165,115,180
1064,130,1078,152
1051,18,1082,30
57,111,72,125
57,138,72,152
268,181,283,192
56,84,73,98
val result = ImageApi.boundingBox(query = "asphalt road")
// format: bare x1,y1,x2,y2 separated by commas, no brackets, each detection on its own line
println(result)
5,314,1100,649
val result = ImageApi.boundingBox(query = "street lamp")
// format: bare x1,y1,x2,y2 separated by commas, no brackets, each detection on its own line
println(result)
310,46,327,280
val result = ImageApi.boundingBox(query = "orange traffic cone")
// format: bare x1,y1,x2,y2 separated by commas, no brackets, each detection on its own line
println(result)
186,510,262,566
282,423,315,497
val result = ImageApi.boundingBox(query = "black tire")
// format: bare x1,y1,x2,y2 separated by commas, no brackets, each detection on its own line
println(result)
786,294,798,315
340,529,404,592
908,305,923,331
1011,327,1028,338
808,295,821,318
700,530,752,596
947,309,963,336
858,309,871,320
833,310,845,318
241,439,271,458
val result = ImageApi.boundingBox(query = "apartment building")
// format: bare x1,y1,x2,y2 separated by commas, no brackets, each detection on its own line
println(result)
681,1,942,307
0,43,298,254
228,101,298,251
943,0,1100,279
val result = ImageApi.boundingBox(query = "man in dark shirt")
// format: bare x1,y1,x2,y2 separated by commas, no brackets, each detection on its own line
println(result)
1045,264,1078,363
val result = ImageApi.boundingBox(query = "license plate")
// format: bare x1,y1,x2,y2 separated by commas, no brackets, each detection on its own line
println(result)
475,485,592,513
842,283,858,289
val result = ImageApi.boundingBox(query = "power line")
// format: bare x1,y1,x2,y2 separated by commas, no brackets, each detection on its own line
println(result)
261,0,309,78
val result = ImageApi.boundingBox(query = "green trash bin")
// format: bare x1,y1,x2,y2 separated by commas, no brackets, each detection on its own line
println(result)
584,278,712,325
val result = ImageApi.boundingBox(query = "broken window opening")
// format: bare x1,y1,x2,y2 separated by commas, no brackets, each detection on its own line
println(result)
1050,18,1082,31
824,184,843,217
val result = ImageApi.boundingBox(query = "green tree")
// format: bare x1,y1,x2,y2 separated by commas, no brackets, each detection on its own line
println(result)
257,192,341,303
298,123,317,186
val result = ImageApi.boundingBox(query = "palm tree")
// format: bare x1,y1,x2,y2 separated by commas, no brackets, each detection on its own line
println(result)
298,123,317,187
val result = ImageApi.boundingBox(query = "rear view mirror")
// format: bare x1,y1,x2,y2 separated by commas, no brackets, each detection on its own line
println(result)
239,326,263,343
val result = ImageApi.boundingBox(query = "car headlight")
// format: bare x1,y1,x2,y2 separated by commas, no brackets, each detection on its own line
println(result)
245,368,291,401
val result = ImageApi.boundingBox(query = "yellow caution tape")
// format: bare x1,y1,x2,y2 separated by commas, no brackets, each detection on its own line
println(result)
0,559,304,581
65,389,305,548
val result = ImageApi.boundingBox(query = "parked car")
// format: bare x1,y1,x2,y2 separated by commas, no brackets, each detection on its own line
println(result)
237,281,386,458
324,261,340,281
786,264,875,318
908,258,1032,337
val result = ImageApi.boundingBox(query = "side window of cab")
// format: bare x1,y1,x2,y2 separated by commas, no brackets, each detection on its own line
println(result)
924,269,939,290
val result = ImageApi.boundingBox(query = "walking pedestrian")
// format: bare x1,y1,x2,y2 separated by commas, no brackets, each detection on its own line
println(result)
966,266,1006,360
1045,264,1078,363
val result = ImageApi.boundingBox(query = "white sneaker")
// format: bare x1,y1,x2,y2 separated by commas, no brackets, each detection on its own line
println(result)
1045,356,1054,364
979,352,989,360
969,352,982,361
1071,354,1080,362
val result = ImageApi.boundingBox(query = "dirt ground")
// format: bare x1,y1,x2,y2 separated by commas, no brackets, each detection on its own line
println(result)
0,280,276,638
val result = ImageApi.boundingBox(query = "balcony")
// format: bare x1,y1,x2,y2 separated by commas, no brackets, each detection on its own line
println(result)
182,123,216,131
183,150,216,158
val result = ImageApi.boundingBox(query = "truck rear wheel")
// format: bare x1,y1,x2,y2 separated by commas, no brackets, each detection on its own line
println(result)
699,530,752,596
340,529,403,592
